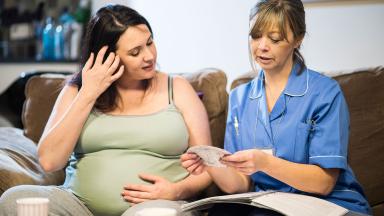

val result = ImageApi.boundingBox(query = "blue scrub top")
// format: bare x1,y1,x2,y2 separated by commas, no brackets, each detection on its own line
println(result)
224,64,371,214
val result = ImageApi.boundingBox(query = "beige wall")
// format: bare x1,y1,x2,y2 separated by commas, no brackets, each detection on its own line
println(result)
1,0,383,93
130,0,384,87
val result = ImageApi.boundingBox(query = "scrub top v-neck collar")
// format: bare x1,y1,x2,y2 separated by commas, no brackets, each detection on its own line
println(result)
248,63,309,146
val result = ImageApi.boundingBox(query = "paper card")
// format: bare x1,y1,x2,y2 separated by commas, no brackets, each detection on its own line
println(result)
187,145,231,167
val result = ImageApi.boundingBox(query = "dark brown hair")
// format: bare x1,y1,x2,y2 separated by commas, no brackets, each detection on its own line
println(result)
69,4,153,112
250,0,306,74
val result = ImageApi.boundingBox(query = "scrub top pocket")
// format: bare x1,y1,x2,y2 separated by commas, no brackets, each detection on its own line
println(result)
294,121,312,163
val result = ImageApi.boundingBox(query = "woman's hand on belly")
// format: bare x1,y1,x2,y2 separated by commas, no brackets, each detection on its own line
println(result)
121,173,179,204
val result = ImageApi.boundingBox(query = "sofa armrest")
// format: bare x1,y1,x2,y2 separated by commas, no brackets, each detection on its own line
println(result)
0,127,65,196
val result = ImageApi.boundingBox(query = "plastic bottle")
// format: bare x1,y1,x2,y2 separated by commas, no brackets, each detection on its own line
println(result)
34,20,44,60
42,17,55,60
61,22,72,60
70,22,82,60
59,8,75,60
69,0,90,60
54,23,64,60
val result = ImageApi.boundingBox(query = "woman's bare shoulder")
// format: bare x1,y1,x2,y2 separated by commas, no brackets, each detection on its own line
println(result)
171,74,191,89
153,72,194,97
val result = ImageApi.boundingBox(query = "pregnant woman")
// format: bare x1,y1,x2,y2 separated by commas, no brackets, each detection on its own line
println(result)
0,4,211,216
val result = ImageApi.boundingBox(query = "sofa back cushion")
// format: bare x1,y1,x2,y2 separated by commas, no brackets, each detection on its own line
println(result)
332,67,384,209
22,69,228,148
22,74,68,143
182,69,228,148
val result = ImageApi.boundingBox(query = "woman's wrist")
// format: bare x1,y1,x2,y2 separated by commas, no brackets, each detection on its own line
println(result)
259,152,273,173
77,88,98,105
173,182,186,200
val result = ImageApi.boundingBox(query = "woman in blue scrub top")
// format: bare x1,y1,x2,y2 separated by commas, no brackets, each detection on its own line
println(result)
182,0,371,215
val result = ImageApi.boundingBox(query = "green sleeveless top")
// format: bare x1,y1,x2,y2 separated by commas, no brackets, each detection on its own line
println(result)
63,76,189,216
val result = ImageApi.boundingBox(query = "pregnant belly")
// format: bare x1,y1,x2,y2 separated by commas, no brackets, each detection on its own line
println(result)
63,150,189,216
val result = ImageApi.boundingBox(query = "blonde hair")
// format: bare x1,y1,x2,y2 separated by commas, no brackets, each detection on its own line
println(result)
249,0,306,74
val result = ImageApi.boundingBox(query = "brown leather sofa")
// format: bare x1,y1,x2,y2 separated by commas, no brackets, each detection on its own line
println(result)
0,67,383,215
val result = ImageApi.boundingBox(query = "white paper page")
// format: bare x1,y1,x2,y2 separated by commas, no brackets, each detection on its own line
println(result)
181,191,273,212
251,192,348,216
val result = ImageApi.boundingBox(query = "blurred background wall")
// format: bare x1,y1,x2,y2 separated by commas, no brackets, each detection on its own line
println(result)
96,0,384,87
1,0,383,91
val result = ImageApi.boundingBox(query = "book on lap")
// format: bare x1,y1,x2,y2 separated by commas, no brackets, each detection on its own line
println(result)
181,191,348,216
184,146,348,216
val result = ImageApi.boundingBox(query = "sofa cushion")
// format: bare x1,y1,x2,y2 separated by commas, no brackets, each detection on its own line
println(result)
182,68,228,148
22,74,68,143
332,67,384,210
0,127,65,195
230,71,257,90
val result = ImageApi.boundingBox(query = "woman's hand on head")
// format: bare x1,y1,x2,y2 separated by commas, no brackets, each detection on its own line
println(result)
80,46,125,101
121,174,179,204
180,153,206,175
221,149,270,176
